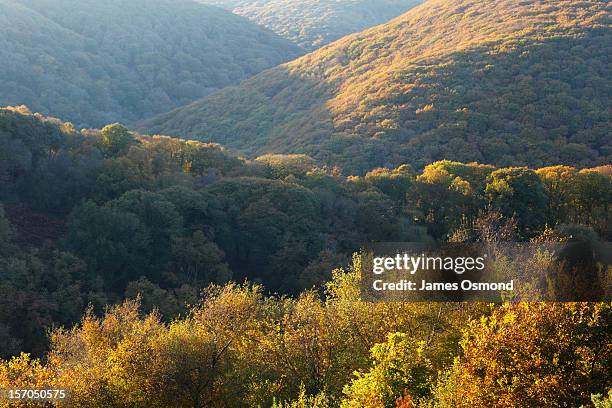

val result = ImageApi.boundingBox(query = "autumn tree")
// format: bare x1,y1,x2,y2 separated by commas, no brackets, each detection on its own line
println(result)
536,165,579,224
485,167,550,235
414,161,491,238
433,303,611,407
364,165,415,208
341,332,433,407
100,123,134,157
256,154,317,179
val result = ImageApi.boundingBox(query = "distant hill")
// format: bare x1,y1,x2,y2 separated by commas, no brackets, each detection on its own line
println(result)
0,0,302,128
142,0,611,174
196,0,423,50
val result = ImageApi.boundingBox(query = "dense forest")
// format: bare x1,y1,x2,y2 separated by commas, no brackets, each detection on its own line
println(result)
0,0,611,406
0,0,301,128
0,106,610,406
196,0,423,50
141,0,611,174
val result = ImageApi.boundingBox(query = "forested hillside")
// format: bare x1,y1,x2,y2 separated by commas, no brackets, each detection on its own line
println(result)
196,0,423,50
0,0,302,128
1,106,610,360
1,0,611,405
142,0,612,174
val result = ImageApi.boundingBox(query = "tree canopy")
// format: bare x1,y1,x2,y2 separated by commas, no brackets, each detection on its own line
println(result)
0,107,610,360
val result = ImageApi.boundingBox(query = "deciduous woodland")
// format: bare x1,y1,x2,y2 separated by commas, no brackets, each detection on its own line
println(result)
0,0,611,406
0,107,610,407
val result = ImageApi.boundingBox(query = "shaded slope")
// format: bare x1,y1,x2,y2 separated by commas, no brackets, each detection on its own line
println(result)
197,0,423,50
0,0,302,127
142,0,611,174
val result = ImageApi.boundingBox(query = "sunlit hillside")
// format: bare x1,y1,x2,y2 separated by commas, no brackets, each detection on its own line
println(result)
142,0,611,174
0,0,302,127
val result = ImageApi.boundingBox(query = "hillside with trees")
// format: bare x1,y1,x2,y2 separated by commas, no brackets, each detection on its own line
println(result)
0,0,302,128
0,1,611,403
141,0,612,174
196,0,423,50
0,106,610,371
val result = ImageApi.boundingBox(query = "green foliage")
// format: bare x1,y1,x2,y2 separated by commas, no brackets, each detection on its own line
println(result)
354,190,409,241
0,108,609,398
92,156,151,202
111,190,183,260
124,278,198,318
574,169,612,232
0,1,610,403
341,333,433,407
65,200,151,289
0,107,63,193
206,177,324,292
146,136,244,176
414,161,492,238
364,165,415,206
142,0,612,174
0,248,104,357
100,124,134,157
0,0,301,128
28,151,101,214
171,230,232,285
485,167,550,234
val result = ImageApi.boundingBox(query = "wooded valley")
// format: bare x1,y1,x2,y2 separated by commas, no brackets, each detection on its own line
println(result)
0,106,610,406
0,0,610,406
